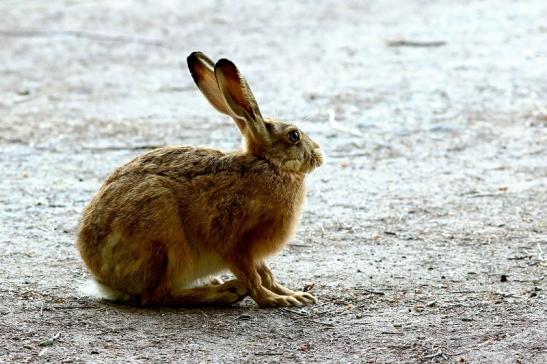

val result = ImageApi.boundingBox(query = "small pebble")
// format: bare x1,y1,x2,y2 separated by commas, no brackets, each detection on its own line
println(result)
17,88,30,96
298,342,311,352
303,282,315,292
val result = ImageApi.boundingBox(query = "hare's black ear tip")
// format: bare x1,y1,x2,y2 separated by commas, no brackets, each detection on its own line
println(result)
215,58,239,75
216,58,235,67
188,51,203,58
187,51,202,66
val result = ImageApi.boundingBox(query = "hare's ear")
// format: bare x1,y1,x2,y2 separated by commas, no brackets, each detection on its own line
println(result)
214,58,270,143
187,52,247,133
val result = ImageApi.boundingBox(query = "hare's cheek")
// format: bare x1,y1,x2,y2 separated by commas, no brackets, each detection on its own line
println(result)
284,160,301,172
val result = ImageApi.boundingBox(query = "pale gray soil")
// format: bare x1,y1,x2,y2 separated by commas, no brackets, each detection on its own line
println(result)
1,0,546,363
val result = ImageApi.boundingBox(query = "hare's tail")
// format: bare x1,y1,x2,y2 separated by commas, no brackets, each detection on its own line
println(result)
78,278,132,302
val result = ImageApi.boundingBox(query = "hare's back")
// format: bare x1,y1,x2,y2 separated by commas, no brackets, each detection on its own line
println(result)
81,146,228,236
104,146,228,184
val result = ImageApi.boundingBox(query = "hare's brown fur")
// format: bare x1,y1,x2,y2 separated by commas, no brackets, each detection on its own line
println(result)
76,53,322,307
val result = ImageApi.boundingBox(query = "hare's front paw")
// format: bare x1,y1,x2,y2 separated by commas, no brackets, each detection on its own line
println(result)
270,285,317,305
290,291,317,305
254,290,317,308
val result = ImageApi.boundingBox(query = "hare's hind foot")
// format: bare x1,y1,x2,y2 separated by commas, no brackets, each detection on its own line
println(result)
142,279,248,306
207,276,224,286
211,279,248,305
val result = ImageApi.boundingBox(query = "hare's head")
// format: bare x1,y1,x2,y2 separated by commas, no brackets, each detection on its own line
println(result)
187,52,323,174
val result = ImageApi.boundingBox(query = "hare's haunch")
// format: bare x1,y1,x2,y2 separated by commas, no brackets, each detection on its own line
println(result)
76,52,323,307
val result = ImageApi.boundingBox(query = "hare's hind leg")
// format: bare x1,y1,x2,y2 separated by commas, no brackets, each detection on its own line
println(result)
141,279,248,306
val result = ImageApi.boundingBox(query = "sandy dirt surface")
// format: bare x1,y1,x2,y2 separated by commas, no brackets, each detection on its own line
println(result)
1,0,546,362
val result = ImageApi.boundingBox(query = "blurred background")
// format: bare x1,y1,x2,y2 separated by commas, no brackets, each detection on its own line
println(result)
1,0,546,362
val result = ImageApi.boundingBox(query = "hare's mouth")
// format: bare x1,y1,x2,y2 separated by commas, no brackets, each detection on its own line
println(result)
311,148,324,169
299,148,323,174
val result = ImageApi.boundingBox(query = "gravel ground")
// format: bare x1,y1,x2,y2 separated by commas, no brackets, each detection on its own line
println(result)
1,0,546,362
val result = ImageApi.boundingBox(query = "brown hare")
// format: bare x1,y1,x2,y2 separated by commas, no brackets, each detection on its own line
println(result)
76,52,323,307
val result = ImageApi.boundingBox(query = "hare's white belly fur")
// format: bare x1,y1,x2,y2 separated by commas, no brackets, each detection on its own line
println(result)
171,248,226,289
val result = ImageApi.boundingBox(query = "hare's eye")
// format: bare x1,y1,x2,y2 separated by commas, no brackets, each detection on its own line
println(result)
288,130,300,143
